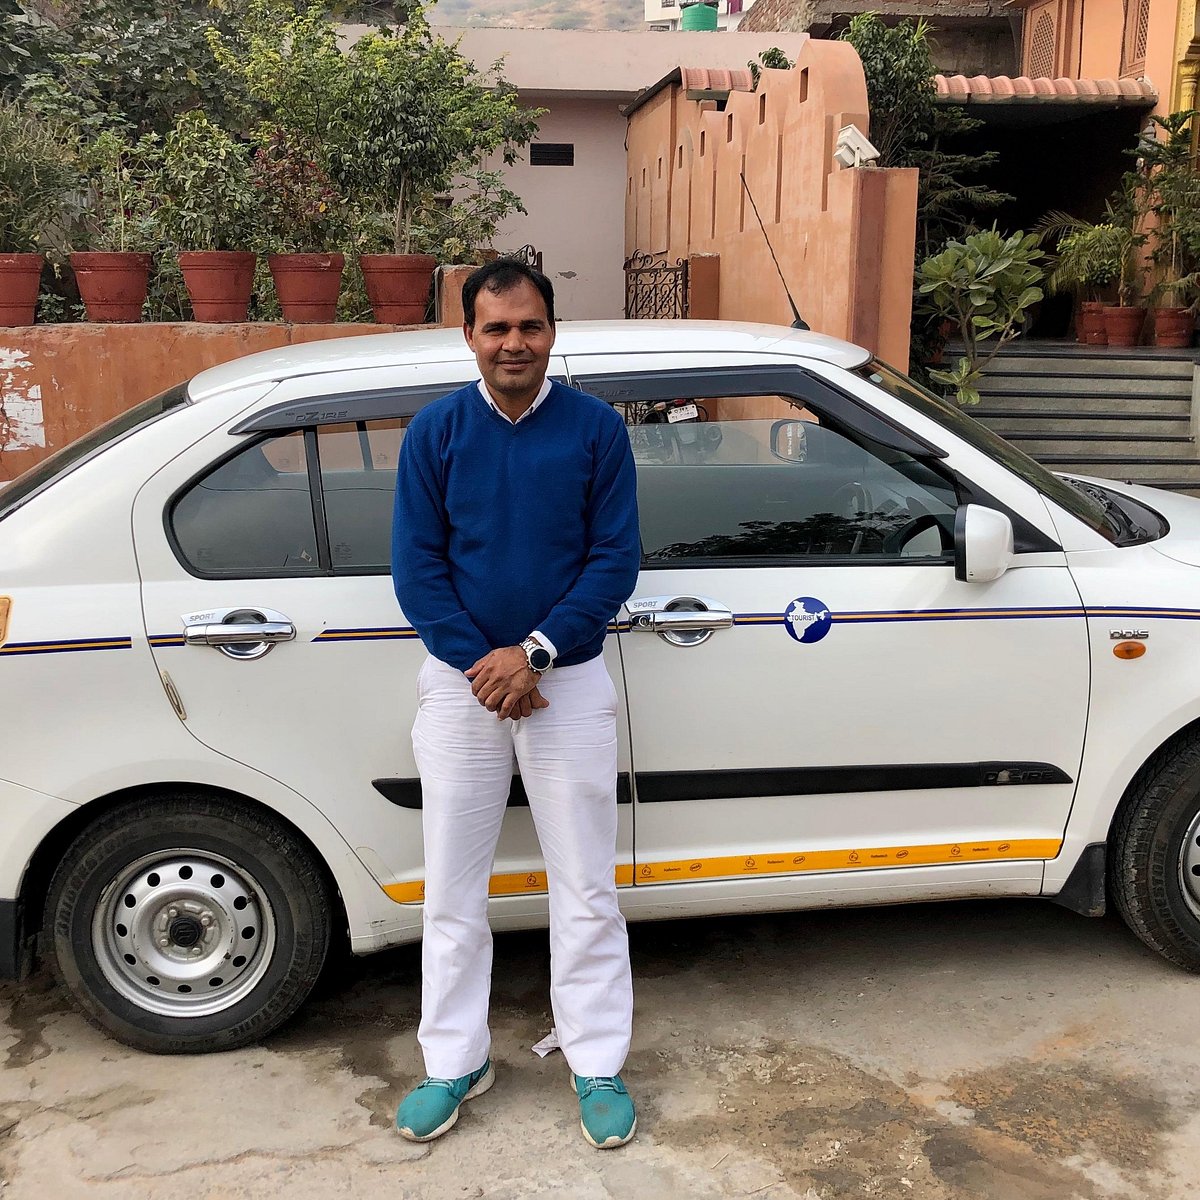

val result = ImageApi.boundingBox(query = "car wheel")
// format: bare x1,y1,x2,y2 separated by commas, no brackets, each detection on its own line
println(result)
1111,734,1200,971
44,792,332,1053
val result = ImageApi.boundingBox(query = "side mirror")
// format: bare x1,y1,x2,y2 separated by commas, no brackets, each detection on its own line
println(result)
770,419,808,462
954,505,1014,583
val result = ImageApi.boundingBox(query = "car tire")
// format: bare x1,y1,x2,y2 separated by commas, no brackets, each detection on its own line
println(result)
44,792,332,1053
1111,733,1200,971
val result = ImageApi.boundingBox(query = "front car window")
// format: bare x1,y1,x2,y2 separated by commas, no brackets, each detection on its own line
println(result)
617,392,958,563
0,383,189,522
855,360,1166,546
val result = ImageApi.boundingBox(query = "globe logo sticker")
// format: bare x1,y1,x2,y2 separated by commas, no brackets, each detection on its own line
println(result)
784,596,833,643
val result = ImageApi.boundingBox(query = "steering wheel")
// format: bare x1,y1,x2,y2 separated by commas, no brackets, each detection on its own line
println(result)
830,482,873,519
882,512,945,556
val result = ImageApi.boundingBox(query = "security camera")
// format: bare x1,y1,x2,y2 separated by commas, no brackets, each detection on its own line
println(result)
833,123,881,169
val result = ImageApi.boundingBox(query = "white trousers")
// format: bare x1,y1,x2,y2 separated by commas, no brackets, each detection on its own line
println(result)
412,653,633,1080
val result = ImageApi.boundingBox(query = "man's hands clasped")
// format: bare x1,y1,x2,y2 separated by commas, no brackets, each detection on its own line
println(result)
465,646,549,721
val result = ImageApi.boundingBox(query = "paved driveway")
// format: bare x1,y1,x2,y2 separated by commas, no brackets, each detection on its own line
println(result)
2,899,1198,1199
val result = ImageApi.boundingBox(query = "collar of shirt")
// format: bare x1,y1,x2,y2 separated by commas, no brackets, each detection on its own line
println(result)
477,376,553,425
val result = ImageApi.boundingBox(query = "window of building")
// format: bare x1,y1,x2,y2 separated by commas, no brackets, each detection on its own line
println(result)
529,142,574,167
1122,0,1149,75
1028,9,1057,78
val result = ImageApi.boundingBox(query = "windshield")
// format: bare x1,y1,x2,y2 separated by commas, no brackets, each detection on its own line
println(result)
854,360,1127,545
0,383,190,522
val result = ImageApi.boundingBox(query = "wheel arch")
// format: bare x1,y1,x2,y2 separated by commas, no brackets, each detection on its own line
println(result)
20,781,350,969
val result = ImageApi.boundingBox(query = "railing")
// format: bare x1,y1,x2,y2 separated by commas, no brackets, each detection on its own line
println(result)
624,250,689,319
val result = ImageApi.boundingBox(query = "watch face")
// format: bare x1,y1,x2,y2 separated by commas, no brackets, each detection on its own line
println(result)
529,647,552,672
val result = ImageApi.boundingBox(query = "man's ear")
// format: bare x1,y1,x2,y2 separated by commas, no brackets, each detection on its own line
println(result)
462,321,475,350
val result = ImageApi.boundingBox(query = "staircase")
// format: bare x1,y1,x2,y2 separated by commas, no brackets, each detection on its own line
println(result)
969,343,1200,496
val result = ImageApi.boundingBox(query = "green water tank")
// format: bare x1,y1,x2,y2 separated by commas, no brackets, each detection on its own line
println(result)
680,1,718,30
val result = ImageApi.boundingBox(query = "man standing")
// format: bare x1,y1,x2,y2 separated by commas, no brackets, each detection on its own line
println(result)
390,260,641,1149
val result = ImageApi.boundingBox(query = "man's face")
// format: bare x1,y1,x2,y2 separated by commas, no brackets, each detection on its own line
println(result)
464,279,556,401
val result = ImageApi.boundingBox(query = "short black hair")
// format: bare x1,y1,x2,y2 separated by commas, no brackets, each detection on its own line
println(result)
462,259,555,328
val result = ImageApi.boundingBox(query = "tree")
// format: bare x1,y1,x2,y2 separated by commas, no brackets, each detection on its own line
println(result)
334,17,540,255
918,229,1044,406
16,0,248,135
839,15,1010,374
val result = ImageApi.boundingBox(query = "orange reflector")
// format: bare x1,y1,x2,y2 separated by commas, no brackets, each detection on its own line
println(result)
0,597,8,646
1114,641,1146,659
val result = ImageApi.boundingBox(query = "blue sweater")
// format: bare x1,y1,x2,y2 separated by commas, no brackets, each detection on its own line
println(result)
391,380,641,671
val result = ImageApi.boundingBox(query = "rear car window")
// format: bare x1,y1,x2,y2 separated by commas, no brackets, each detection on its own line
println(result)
0,383,190,522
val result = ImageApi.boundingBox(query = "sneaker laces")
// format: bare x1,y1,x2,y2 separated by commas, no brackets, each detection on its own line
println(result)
577,1076,626,1097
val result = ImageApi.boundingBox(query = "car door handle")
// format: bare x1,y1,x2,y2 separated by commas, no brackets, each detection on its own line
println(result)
185,622,295,646
181,607,296,660
624,596,733,645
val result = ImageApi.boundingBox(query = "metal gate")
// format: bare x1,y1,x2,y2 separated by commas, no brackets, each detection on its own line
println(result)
624,251,688,319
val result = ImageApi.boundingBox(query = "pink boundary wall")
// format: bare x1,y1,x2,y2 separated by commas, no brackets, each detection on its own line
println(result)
626,39,919,368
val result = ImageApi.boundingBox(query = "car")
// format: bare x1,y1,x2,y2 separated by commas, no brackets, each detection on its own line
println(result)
2,319,1199,1054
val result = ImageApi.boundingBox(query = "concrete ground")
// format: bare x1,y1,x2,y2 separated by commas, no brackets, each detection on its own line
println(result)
1,898,1199,1199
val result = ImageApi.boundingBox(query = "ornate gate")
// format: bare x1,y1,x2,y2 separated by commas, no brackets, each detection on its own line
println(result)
624,251,688,319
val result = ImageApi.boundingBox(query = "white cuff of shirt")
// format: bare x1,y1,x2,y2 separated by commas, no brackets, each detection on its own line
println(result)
529,630,557,663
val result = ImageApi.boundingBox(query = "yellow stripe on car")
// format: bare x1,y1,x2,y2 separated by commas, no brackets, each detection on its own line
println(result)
382,841,1060,904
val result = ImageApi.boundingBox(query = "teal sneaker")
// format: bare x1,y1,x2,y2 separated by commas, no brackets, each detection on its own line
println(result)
571,1073,636,1148
395,1059,494,1142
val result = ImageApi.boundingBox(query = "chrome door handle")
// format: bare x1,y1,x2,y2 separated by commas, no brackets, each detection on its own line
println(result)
624,596,733,646
181,607,296,660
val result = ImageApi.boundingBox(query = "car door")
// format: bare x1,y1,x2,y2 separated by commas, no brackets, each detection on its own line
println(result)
133,361,634,915
567,353,1090,900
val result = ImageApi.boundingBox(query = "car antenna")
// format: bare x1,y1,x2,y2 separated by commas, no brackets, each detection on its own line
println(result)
740,171,809,330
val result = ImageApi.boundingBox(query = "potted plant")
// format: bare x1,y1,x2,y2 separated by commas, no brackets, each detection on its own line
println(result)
156,112,261,322
1093,177,1147,348
251,130,346,323
916,227,1044,407
1144,111,1200,347
69,129,162,323
334,22,539,323
0,100,76,326
1036,216,1122,345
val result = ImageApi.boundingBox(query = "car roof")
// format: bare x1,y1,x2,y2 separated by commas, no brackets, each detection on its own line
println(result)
187,320,871,401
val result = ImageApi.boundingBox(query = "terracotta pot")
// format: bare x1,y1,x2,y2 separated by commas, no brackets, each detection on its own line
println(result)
1102,305,1145,348
268,252,345,323
1076,300,1107,346
0,253,43,326
70,251,152,323
359,253,436,323
1152,306,1194,348
178,250,257,322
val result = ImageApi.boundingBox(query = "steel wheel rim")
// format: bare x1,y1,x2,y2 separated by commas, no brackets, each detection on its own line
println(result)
1179,810,1200,921
92,849,277,1018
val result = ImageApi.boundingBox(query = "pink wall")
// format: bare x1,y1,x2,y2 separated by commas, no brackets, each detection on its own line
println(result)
626,40,919,367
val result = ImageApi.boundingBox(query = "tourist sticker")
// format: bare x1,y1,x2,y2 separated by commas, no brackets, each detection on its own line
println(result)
784,596,832,643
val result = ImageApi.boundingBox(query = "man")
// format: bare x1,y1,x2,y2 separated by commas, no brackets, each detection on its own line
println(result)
390,260,641,1149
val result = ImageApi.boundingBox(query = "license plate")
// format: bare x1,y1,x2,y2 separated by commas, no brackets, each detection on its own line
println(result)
667,403,699,423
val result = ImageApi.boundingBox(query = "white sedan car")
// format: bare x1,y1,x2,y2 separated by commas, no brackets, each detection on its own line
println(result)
2,321,1198,1053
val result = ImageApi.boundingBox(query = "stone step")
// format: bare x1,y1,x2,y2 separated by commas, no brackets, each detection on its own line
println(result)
980,342,1200,373
977,374,1193,397
976,412,1190,438
1006,433,1196,458
1034,455,1200,481
984,355,1197,378
970,392,1191,415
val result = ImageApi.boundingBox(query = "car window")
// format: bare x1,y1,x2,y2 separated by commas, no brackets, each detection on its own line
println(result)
615,393,958,563
171,430,321,576
319,419,406,572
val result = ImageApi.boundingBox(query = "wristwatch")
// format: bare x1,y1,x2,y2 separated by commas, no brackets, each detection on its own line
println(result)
521,636,553,675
